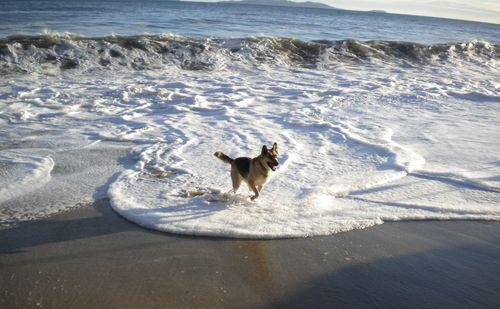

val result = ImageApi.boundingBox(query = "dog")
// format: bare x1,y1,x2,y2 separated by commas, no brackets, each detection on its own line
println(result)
214,143,279,200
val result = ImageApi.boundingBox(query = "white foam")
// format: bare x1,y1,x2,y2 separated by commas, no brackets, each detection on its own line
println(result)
107,60,499,237
1,38,499,235
0,152,54,203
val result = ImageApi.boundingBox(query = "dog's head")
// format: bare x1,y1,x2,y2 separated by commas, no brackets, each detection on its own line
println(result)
261,142,279,171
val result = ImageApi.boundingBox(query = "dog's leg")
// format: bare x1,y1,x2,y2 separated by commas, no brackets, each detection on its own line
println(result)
257,185,264,192
249,182,260,200
231,167,242,193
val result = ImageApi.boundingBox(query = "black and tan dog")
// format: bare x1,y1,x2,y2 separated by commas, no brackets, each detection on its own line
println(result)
214,143,279,200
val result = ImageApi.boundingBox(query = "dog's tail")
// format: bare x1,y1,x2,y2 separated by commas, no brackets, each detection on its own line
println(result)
214,151,233,164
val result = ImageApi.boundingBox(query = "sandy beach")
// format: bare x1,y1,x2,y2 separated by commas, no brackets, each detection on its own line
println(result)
1,200,499,308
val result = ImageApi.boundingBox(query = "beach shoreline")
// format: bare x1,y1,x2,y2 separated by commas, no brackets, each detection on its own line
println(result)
1,199,499,308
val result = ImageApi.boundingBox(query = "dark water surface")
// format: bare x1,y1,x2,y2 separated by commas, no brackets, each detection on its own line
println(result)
1,0,499,43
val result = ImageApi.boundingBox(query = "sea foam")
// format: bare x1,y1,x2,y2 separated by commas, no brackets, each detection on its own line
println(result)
0,152,53,204
1,35,499,236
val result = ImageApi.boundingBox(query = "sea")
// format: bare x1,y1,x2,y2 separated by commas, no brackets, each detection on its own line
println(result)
1,0,499,238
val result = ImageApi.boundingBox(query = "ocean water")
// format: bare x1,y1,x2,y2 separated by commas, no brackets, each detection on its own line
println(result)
1,0,499,238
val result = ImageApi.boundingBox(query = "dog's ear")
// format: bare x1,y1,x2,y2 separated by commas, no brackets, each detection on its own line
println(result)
261,145,268,155
272,142,278,151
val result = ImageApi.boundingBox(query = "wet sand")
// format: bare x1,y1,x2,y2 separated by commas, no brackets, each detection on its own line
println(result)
1,199,499,308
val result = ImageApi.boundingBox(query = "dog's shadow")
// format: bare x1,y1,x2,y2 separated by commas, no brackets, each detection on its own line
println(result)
124,187,254,226
179,187,251,204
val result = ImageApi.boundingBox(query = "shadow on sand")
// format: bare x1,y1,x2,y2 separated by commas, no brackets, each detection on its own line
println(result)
0,199,142,254
271,243,500,308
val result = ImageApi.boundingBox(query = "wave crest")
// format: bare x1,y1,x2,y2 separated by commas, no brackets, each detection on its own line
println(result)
1,34,498,74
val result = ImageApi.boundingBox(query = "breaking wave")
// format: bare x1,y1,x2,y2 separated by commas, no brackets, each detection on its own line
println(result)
1,33,498,74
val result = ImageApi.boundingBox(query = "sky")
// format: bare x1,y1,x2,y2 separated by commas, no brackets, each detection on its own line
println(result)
191,0,500,24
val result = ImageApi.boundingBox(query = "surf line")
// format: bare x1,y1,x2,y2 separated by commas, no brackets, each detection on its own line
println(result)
312,120,424,198
331,121,499,195
310,119,500,197
411,171,500,194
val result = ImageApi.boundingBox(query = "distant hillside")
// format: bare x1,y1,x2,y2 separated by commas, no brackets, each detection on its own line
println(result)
218,0,335,10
